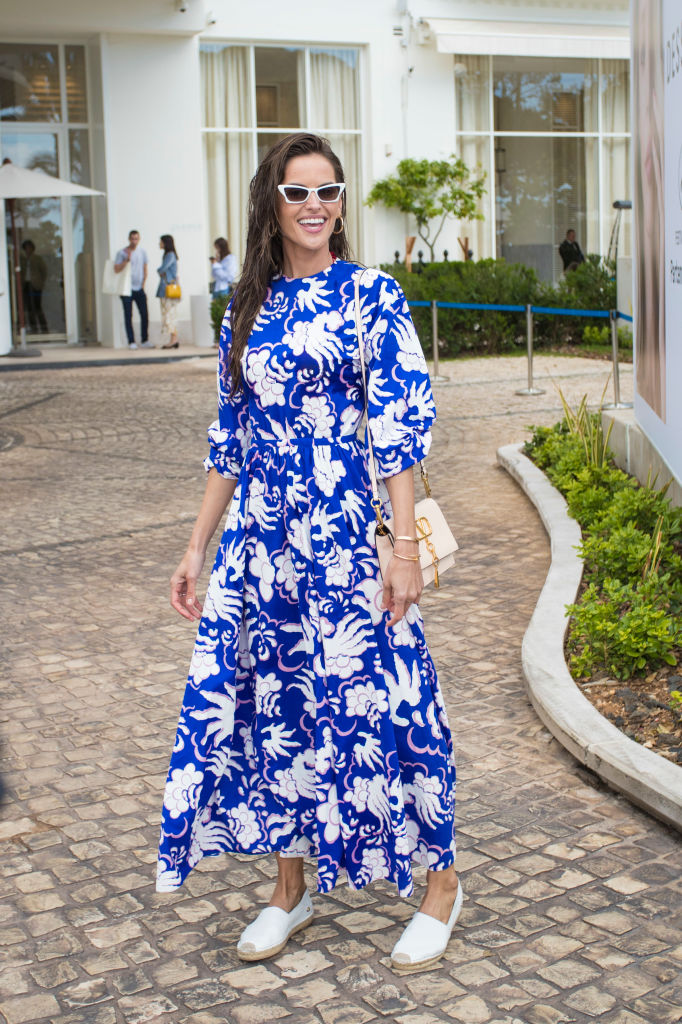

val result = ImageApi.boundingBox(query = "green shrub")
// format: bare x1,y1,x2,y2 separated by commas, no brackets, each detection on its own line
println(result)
387,259,534,356
596,484,682,538
564,466,634,528
579,523,672,584
526,408,682,681
583,324,633,351
534,256,616,348
210,292,231,343
567,576,681,680
387,255,617,356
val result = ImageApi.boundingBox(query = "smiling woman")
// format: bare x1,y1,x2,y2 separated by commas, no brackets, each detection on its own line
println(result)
157,132,462,975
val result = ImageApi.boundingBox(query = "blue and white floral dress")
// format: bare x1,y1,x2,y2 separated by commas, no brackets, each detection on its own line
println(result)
157,260,456,897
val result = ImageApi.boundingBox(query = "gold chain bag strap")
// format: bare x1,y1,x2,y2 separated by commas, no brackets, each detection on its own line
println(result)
353,271,458,588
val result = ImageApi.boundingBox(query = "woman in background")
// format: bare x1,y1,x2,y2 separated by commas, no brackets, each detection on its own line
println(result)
210,237,237,299
157,234,180,349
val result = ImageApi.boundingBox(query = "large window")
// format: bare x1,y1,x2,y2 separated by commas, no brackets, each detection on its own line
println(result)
200,43,362,265
0,42,96,342
454,55,631,280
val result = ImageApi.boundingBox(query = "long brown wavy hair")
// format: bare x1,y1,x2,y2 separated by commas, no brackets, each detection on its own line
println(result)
228,133,352,394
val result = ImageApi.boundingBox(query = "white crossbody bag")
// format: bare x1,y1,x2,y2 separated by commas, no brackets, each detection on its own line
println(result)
353,272,458,589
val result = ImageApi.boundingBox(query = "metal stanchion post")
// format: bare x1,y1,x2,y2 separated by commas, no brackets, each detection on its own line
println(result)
603,309,633,409
516,304,544,395
430,300,448,382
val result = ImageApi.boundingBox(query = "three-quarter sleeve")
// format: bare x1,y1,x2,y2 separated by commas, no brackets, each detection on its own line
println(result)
361,270,436,478
203,307,250,479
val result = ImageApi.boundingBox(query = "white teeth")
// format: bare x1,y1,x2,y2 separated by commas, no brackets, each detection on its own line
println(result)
299,218,324,225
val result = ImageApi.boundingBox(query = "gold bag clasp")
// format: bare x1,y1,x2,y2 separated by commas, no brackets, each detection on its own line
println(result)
416,516,432,540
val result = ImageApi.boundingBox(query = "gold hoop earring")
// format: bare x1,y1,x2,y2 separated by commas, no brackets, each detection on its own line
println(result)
332,217,344,236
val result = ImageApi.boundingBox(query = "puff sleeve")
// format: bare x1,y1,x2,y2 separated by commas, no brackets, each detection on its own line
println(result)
203,307,250,479
361,270,436,478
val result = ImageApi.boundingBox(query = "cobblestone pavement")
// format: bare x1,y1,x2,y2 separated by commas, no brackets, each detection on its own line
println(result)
2,354,681,1024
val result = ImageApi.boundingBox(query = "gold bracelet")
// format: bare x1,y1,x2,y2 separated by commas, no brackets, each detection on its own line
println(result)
392,551,420,562
395,535,419,543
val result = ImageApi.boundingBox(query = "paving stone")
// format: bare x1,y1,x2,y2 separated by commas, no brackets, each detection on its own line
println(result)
285,978,339,1007
563,985,617,1016
53,1008,117,1024
152,957,199,987
221,965,285,995
404,975,466,1005
277,949,334,978
0,992,61,1023
336,911,395,934
527,934,582,960
173,979,239,1009
599,1013,651,1024
451,961,509,987
627,995,682,1024
537,958,601,989
441,994,492,1023
0,969,30,998
61,978,113,1007
85,920,143,949
231,1005,292,1024
524,1007,574,1024
117,994,178,1023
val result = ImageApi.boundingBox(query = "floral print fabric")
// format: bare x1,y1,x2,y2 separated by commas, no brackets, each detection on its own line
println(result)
157,260,456,897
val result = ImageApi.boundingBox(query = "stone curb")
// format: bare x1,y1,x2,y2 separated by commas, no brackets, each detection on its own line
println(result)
497,441,682,832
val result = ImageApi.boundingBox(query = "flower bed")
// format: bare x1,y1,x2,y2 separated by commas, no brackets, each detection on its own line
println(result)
524,405,682,764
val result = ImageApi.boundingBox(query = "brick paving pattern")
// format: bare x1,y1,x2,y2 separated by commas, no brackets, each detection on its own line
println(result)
1,353,680,1024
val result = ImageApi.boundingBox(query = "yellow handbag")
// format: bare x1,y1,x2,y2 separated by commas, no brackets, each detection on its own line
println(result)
165,281,181,300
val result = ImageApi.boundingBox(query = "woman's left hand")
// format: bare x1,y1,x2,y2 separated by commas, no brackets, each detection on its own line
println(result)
381,548,423,627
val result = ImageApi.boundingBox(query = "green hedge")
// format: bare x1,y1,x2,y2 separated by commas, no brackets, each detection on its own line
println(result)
525,420,682,680
385,255,617,357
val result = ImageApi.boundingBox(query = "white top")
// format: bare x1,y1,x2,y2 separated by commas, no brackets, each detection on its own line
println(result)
115,246,148,291
211,253,237,293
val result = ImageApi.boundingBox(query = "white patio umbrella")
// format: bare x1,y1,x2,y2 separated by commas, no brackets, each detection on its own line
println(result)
0,159,104,355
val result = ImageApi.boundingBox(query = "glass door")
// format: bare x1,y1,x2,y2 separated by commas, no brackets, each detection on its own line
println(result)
2,131,67,340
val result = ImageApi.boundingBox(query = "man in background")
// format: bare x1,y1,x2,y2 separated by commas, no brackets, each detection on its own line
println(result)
20,240,48,334
559,229,585,273
114,229,153,349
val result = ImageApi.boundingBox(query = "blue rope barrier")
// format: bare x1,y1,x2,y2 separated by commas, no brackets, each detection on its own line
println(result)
617,312,633,323
530,306,610,318
436,301,526,313
406,299,613,318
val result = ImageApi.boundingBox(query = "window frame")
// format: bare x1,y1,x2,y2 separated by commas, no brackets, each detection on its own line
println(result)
453,54,631,270
199,39,366,258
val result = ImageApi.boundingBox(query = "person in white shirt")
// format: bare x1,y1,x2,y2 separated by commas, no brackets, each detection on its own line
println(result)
114,230,154,349
210,237,237,298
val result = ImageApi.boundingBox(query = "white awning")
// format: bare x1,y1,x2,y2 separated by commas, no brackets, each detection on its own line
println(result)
424,18,630,60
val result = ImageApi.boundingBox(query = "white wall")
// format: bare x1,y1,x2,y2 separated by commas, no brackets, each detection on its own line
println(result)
100,33,209,346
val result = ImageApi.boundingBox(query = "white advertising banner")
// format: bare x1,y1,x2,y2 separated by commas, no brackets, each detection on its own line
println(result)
633,0,682,482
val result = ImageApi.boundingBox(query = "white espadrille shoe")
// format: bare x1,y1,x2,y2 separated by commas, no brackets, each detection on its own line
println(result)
237,891,314,961
390,882,464,972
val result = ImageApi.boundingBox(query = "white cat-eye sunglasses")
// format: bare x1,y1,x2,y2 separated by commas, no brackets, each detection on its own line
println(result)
277,182,346,204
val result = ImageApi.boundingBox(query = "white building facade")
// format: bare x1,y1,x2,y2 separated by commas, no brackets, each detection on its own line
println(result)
0,0,630,351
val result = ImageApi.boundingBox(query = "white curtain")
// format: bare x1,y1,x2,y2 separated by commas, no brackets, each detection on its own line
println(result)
601,60,631,256
602,59,629,135
603,138,631,256
309,49,358,130
455,54,490,132
308,50,361,255
201,46,252,267
453,57,492,259
453,136,491,261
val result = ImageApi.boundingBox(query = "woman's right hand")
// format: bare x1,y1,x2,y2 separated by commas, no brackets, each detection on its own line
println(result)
170,548,206,621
